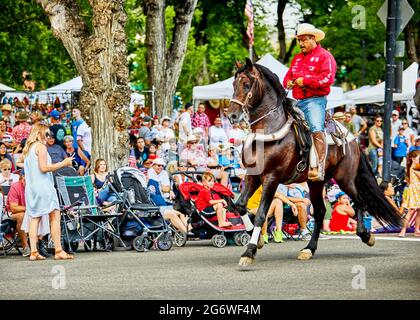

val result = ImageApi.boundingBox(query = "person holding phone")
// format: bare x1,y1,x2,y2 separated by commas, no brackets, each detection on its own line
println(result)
19,124,74,260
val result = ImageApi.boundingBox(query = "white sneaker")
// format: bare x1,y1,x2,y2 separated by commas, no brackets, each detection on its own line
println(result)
301,233,311,241
22,246,31,257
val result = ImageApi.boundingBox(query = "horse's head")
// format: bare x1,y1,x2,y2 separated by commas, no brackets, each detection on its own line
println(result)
229,58,263,124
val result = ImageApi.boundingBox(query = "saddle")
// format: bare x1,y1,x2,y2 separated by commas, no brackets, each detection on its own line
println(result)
287,108,355,183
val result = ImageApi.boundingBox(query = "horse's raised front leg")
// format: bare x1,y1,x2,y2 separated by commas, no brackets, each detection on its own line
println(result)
298,181,326,260
239,174,278,267
236,174,261,231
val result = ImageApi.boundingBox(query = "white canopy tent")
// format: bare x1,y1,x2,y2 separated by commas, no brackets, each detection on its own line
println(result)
192,53,349,109
344,62,419,105
43,76,82,92
0,82,16,91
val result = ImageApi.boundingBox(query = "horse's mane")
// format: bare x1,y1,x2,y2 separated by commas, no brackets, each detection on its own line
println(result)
253,63,296,117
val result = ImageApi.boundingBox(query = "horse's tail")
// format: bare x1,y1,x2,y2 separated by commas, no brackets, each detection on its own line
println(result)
355,150,402,227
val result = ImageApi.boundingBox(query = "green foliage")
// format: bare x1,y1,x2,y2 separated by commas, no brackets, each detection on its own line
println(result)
0,0,77,90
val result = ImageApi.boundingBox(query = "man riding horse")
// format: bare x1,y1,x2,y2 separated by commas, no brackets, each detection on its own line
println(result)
283,23,337,181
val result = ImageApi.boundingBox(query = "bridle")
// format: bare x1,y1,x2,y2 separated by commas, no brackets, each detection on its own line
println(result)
230,71,280,127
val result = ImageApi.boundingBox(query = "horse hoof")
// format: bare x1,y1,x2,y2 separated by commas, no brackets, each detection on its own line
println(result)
238,256,254,267
297,249,313,260
257,236,265,249
366,234,375,247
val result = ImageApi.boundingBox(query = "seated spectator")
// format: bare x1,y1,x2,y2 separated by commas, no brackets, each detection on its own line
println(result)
46,132,67,164
63,135,90,175
147,143,158,161
147,158,172,201
165,138,178,164
156,117,175,152
206,146,228,186
228,122,245,152
7,174,29,256
328,191,357,233
408,136,420,153
13,138,26,167
91,158,116,205
134,137,149,168
247,185,297,243
209,117,228,148
12,111,32,145
147,158,189,234
195,172,232,228
180,135,207,171
0,159,19,186
0,118,14,153
171,161,189,186
0,142,15,172
276,183,312,240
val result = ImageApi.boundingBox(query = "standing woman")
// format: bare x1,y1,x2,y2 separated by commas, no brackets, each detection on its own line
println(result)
20,123,74,260
399,150,420,237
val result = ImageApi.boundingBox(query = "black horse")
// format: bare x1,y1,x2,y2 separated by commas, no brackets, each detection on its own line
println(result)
229,58,402,267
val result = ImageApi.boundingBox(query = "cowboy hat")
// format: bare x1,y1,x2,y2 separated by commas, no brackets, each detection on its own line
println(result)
160,116,172,125
15,111,30,122
1,104,12,112
333,111,346,121
152,158,166,166
187,135,198,143
295,23,325,42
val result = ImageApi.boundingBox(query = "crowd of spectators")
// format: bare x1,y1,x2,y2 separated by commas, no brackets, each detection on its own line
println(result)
1,98,420,259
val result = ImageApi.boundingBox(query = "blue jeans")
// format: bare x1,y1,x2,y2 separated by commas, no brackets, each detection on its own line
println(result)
98,186,117,204
296,96,327,133
368,149,378,175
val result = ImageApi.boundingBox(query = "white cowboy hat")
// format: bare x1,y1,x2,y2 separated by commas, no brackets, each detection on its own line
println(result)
160,116,172,125
152,158,166,166
295,23,325,42
187,135,198,143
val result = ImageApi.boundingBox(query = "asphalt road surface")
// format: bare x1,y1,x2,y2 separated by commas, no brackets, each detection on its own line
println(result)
1,234,419,300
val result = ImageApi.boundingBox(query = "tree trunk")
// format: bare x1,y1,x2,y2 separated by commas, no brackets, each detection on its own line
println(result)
144,0,198,117
405,20,418,64
37,0,131,170
277,0,288,63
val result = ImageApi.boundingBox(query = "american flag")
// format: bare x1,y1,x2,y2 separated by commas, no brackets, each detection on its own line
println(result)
245,0,254,47
128,148,137,168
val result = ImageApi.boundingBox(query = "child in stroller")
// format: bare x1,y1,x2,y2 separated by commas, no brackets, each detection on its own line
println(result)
196,172,232,227
175,172,250,248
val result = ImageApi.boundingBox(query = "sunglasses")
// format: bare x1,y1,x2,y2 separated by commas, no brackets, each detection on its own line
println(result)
156,164,164,168
2,168,11,171
402,122,408,125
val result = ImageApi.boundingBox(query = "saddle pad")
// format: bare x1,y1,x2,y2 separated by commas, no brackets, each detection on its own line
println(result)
326,121,355,145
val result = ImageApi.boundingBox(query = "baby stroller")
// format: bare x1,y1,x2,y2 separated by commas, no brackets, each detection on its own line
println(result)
55,168,124,253
174,178,250,248
109,167,173,252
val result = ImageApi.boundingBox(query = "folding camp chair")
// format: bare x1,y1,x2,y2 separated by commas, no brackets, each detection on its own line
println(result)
55,175,124,252
0,185,21,256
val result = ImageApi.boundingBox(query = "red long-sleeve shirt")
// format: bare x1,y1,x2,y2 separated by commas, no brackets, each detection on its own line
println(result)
283,44,337,100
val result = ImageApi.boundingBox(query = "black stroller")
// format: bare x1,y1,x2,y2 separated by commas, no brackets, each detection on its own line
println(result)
108,167,173,252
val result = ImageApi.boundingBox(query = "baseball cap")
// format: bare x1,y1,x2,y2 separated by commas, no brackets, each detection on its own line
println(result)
142,116,153,123
49,109,61,119
392,110,399,116
336,191,346,200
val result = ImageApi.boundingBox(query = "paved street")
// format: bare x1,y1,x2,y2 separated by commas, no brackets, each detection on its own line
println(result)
1,235,419,300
